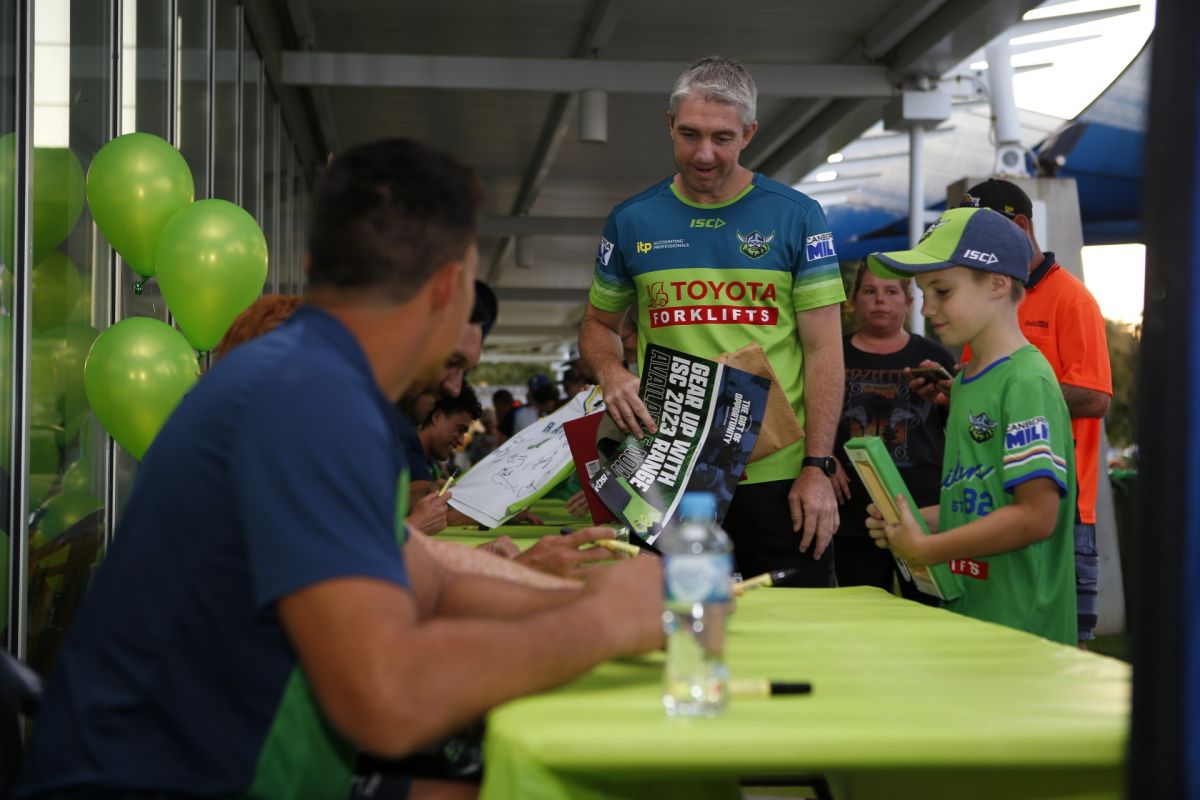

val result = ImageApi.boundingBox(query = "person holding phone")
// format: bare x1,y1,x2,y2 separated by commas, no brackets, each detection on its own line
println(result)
832,263,956,601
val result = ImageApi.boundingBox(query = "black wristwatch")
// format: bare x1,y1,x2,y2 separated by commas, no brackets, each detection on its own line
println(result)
801,455,838,477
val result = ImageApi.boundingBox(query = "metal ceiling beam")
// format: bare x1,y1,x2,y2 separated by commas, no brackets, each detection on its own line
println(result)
495,287,590,303
281,52,894,97
486,0,624,285
490,324,582,338
744,0,947,171
480,216,606,237
753,0,1042,184
285,0,341,155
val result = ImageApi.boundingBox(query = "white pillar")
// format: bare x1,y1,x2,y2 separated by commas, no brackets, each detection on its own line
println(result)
984,38,1028,177
908,124,925,335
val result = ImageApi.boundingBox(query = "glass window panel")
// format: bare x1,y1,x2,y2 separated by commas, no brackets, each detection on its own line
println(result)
262,94,278,293
120,0,170,324
211,0,238,202
279,132,292,294
27,0,114,675
241,24,260,224
177,0,208,197
0,0,15,648
293,171,306,295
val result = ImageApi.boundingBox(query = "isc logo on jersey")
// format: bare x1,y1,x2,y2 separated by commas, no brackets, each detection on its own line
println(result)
805,232,837,261
645,279,779,328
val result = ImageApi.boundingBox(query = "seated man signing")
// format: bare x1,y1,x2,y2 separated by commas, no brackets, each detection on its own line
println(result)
16,138,662,800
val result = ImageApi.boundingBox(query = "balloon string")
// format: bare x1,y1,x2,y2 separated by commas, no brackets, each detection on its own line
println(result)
134,279,144,295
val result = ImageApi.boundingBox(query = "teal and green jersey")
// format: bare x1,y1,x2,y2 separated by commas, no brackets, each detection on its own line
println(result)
938,345,1076,644
589,174,845,484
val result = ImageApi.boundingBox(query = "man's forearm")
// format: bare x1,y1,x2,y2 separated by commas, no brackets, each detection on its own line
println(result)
1060,382,1111,419
799,319,844,456
579,316,625,381
435,569,580,617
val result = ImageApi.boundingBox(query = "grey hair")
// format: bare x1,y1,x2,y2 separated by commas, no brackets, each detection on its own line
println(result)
668,56,757,127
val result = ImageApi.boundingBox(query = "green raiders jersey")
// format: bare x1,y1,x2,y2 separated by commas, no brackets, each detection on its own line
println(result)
589,174,845,484
938,345,1077,645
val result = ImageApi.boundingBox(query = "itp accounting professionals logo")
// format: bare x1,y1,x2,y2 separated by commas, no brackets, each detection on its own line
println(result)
736,229,775,260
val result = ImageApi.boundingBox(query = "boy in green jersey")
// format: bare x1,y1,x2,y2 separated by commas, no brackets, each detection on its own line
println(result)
863,207,1077,645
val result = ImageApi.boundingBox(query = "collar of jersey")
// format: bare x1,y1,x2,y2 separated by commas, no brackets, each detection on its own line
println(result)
669,176,756,208
1025,251,1057,290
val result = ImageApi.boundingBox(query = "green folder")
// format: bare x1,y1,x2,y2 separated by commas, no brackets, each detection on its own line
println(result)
842,436,963,601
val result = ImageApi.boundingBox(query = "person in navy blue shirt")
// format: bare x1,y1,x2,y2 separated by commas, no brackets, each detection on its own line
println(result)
18,138,663,800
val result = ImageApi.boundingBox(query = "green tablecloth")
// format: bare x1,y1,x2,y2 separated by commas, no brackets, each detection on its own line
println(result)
481,587,1129,800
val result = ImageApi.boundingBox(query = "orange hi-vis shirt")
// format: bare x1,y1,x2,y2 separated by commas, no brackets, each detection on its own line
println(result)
963,254,1112,523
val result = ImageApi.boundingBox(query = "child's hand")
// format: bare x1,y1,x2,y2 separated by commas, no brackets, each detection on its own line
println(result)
877,495,929,565
904,359,956,407
865,503,888,547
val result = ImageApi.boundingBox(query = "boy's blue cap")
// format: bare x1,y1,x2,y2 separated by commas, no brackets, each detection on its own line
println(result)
866,207,1033,284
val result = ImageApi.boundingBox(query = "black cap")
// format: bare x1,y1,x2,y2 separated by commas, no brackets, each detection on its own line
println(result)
960,178,1032,220
471,280,498,339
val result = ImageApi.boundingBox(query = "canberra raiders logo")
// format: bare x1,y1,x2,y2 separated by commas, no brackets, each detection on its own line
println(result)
736,229,775,259
968,411,998,443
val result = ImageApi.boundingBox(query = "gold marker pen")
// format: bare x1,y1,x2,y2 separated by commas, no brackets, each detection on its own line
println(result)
437,468,460,498
732,568,796,596
728,679,813,697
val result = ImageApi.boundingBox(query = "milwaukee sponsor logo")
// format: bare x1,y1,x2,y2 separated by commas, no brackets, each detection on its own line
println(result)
948,559,989,580
650,305,778,327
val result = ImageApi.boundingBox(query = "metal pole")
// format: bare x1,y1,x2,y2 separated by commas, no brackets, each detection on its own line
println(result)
908,124,925,336
5,0,32,658
984,38,1027,177
104,0,122,551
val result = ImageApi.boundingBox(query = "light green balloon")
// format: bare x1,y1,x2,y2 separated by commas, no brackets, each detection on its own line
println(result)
33,490,102,542
0,134,86,268
156,199,268,351
61,455,95,495
39,322,100,444
28,426,62,507
86,132,194,278
83,317,198,460
32,250,83,331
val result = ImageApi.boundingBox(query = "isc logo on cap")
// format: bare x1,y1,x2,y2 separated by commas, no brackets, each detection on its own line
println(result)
964,249,999,265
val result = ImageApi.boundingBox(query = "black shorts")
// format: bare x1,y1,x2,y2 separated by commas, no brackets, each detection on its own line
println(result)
723,479,835,588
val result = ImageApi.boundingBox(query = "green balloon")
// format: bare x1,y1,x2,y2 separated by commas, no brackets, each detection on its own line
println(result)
83,317,198,460
156,199,268,351
39,322,100,444
28,426,62,507
61,455,96,495
0,134,86,268
33,490,102,541
86,132,195,278
32,250,83,331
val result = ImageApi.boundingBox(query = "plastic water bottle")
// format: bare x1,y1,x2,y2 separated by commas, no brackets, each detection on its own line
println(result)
660,492,734,717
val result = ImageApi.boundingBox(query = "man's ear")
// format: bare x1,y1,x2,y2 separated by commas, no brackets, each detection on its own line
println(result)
740,120,759,151
1011,213,1033,236
427,260,464,315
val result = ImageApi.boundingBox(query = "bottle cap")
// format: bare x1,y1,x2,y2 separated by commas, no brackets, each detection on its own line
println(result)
678,492,717,521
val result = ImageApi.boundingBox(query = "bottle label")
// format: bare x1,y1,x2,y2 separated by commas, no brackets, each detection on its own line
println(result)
664,553,733,603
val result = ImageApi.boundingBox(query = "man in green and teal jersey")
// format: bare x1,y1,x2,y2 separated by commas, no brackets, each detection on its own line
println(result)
864,207,1076,645
579,56,846,586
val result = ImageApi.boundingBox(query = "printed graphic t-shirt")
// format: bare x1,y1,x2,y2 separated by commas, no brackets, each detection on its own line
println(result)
835,333,956,536
589,174,845,484
938,345,1076,645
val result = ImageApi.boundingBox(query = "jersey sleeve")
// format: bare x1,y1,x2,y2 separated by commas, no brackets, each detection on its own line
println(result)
1000,373,1072,495
1055,284,1113,395
587,211,636,312
792,202,846,312
232,373,410,610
